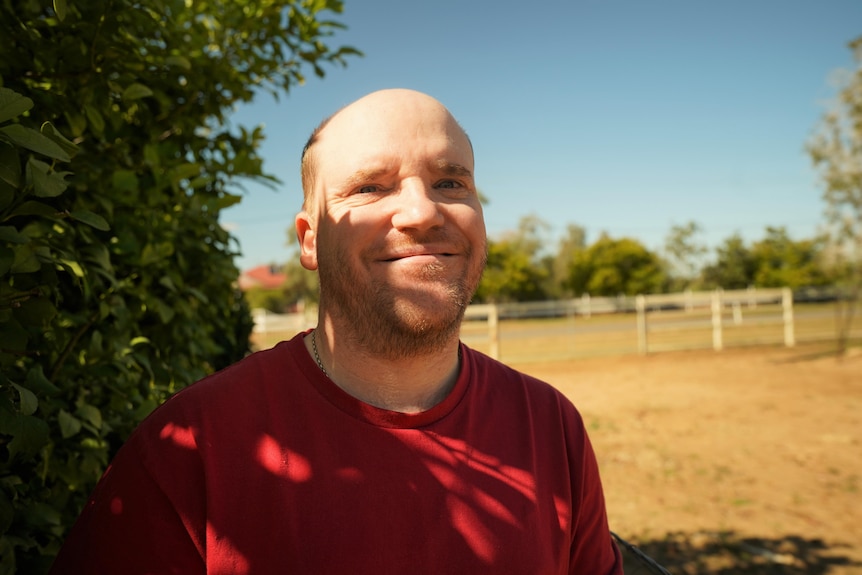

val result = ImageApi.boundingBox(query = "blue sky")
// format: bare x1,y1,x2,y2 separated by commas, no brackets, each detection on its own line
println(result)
224,0,862,271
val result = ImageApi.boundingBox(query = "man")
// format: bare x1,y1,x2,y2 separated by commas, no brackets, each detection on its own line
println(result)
51,89,623,574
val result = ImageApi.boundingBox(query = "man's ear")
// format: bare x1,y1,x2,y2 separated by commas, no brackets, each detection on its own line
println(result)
295,211,318,271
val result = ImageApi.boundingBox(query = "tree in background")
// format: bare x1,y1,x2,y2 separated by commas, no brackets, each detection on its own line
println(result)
282,222,319,309
808,35,862,355
701,228,828,291
663,220,707,291
701,233,757,289
281,255,320,309
566,234,667,296
0,1,357,571
750,227,829,289
549,223,587,298
475,214,551,302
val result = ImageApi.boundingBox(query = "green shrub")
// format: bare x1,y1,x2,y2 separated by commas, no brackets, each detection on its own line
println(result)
0,1,357,572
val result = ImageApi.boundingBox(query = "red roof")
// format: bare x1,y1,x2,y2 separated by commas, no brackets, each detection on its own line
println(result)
238,264,287,290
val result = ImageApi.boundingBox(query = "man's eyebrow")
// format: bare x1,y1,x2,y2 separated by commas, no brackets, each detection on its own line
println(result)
342,168,391,188
434,160,473,178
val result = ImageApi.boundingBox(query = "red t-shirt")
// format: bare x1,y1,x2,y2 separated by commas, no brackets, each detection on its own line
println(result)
51,333,622,574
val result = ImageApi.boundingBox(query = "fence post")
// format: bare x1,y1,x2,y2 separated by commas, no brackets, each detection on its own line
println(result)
712,290,723,351
581,293,591,318
685,289,693,313
782,287,795,348
252,308,267,334
747,285,757,309
732,301,742,325
488,303,500,360
636,295,648,355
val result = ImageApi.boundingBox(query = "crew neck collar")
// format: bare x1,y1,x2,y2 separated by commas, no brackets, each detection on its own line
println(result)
287,331,471,429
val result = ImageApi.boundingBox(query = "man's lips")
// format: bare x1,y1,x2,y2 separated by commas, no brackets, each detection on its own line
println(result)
381,247,456,262
382,254,453,264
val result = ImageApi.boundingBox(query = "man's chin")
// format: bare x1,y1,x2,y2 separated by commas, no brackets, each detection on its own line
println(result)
394,289,467,314
391,299,465,334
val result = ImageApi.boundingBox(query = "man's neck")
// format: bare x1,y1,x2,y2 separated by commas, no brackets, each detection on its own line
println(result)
303,323,461,414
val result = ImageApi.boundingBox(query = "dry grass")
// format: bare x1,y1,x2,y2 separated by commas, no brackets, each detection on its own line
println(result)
514,343,862,574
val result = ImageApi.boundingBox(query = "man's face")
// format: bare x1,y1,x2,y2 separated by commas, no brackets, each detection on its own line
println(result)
297,90,487,357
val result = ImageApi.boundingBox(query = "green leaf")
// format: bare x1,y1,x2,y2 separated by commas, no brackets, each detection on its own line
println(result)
11,244,41,273
0,88,34,124
88,329,103,356
0,318,27,352
23,502,61,527
0,144,21,188
165,55,192,70
159,275,177,292
0,394,15,428
152,297,176,323
11,383,38,416
15,296,57,325
58,409,82,439
188,175,213,189
41,122,79,158
26,365,60,396
143,143,161,168
0,489,13,536
216,192,242,210
0,125,71,162
69,210,110,231
0,246,13,276
111,170,139,193
8,200,57,218
83,105,105,136
122,83,154,101
0,226,28,244
7,414,49,459
28,157,69,198
169,163,200,183
83,243,112,272
135,398,158,421
65,110,86,138
0,534,14,574
140,242,173,265
53,0,67,21
0,179,13,211
76,403,102,430
187,286,209,304
59,258,85,278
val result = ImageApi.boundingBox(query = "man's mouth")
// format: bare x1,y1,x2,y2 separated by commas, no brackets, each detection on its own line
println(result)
383,248,455,262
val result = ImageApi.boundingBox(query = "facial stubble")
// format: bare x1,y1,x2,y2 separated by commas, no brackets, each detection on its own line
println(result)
316,233,487,360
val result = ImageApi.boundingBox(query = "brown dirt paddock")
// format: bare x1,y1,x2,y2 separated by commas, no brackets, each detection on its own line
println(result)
511,343,862,575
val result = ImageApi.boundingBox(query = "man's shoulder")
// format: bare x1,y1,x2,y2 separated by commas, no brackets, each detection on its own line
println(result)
135,335,307,430
179,338,297,397
461,345,577,410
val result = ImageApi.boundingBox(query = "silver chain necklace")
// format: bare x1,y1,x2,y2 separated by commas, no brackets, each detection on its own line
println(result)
311,329,328,378
312,328,462,381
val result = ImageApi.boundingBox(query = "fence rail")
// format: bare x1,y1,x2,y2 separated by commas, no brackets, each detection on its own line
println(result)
252,287,861,362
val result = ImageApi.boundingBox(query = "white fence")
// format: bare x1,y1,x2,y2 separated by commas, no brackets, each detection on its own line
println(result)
253,287,857,361
252,308,316,335
463,288,795,360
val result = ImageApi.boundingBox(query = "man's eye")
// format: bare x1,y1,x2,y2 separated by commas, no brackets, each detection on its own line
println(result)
436,180,461,189
358,185,378,194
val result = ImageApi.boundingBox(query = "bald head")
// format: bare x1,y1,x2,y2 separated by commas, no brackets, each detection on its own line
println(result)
300,89,473,210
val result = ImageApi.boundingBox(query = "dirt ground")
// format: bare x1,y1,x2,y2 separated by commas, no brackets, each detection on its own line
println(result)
511,343,862,575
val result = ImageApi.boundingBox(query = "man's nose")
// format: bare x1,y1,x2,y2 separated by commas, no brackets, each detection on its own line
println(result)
390,179,445,231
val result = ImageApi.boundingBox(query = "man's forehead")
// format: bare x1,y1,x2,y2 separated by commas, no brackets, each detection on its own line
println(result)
316,117,472,172
302,90,474,200
320,90,467,145
320,152,474,189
